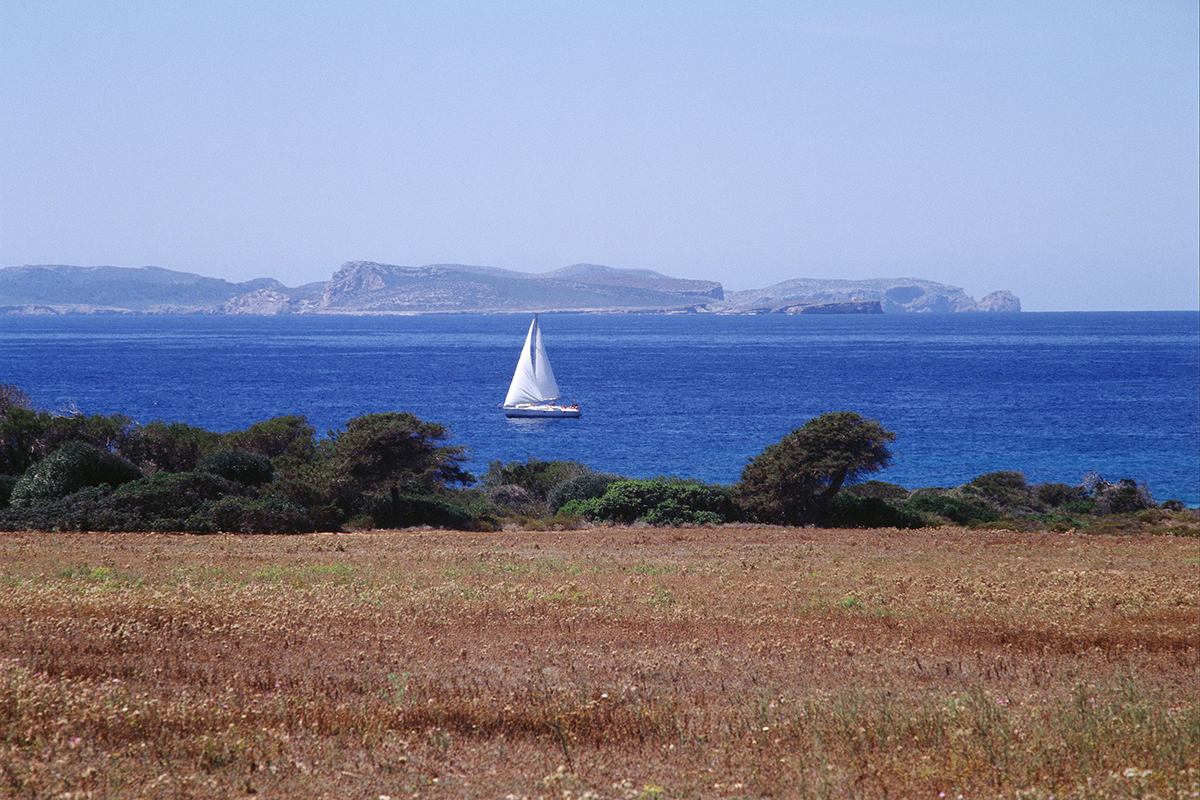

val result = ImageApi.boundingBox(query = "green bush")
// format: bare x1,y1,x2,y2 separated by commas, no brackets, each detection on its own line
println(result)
903,493,1000,525
640,499,724,526
483,459,591,503
222,415,317,469
558,497,603,518
1084,475,1156,515
821,495,927,528
0,474,17,509
366,490,478,530
100,471,236,530
959,471,1036,515
205,495,313,534
119,420,222,473
583,479,738,525
841,480,911,500
1034,482,1088,508
548,473,623,513
737,412,896,525
198,450,275,487
10,442,142,507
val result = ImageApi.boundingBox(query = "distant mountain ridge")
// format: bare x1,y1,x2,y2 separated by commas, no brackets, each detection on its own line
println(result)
0,262,1019,315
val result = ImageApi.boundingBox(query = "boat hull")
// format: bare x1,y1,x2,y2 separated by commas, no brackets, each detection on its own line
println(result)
503,404,581,418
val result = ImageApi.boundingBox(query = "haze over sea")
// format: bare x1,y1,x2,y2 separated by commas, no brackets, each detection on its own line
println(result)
3,312,1197,506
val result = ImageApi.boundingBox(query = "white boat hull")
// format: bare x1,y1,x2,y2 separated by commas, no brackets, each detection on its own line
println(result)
504,404,581,418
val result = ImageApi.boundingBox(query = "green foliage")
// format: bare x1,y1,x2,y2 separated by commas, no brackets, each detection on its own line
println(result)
323,413,473,515
958,471,1040,516
0,408,132,476
1084,474,1156,515
548,472,623,513
579,479,738,525
821,494,928,529
483,459,591,505
207,495,314,534
10,442,142,507
558,497,603,518
737,412,896,525
120,420,223,473
0,407,52,476
841,480,911,500
903,493,1001,525
1035,482,1089,508
102,471,236,528
0,474,17,509
366,489,479,530
198,450,275,487
223,415,317,472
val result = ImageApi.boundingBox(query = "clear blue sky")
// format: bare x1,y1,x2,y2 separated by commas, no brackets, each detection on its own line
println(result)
2,2,1196,310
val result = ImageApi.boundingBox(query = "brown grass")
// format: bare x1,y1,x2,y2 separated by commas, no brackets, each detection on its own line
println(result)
0,525,1196,799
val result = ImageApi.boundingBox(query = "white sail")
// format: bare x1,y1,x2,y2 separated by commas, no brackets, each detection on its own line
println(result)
503,315,561,406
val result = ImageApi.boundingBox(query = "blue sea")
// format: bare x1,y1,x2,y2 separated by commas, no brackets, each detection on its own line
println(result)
2,312,1198,505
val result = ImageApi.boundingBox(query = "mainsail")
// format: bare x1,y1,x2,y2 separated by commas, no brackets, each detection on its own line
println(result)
503,315,561,406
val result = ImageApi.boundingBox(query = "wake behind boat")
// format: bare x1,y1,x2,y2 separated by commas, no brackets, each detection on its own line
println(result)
502,315,580,418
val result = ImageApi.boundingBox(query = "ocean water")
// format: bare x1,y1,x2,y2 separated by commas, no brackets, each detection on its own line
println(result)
2,312,1197,505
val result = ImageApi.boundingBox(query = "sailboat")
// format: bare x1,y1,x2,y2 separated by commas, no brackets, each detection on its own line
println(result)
502,315,581,418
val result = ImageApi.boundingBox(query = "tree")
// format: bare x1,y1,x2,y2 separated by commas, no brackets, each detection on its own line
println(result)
9,441,143,507
119,421,222,473
736,411,895,525
322,412,473,517
223,415,317,472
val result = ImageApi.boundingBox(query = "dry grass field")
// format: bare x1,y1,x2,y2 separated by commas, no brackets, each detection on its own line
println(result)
0,526,1196,799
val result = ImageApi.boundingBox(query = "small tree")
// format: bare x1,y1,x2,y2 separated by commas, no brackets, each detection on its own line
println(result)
223,415,317,472
322,412,473,520
737,412,895,525
120,421,222,473
10,442,143,507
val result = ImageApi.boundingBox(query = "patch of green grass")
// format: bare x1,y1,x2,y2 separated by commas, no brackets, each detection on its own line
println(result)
630,563,675,576
56,564,146,588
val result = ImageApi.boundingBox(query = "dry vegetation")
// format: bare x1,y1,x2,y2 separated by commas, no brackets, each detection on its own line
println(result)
0,526,1196,799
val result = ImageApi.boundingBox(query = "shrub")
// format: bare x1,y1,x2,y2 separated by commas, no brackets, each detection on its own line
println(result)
737,412,895,525
0,474,17,509
222,415,317,469
903,493,1000,525
821,495,927,528
483,459,591,503
205,495,313,534
1035,482,1089,508
198,450,275,487
120,420,222,473
841,480,911,500
322,412,473,518
9,442,142,507
558,497,603,518
959,471,1035,514
366,490,478,530
548,473,623,513
100,471,236,530
585,479,738,525
1083,474,1156,515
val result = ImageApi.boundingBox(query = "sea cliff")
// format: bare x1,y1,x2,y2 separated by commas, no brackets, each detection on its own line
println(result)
0,262,1019,315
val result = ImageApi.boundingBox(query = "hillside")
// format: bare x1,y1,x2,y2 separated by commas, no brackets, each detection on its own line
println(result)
0,262,1020,314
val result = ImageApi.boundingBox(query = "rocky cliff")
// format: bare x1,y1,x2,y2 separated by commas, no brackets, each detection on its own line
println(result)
0,263,1019,315
721,278,1020,313
317,261,725,313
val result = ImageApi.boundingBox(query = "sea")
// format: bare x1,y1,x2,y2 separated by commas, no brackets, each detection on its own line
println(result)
2,311,1197,506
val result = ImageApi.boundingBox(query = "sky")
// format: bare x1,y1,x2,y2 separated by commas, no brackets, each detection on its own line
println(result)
1,2,1197,311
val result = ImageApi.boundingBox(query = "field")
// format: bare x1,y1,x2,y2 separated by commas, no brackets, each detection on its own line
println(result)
0,526,1196,799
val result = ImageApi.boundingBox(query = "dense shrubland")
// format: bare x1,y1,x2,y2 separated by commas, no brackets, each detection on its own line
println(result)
0,384,1193,534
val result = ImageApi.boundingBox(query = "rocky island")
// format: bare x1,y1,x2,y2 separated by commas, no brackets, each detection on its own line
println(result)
0,261,1020,315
